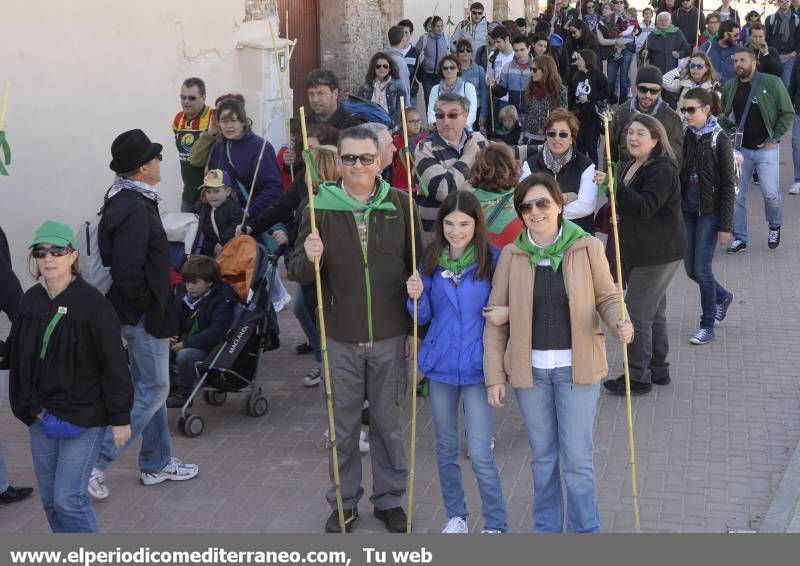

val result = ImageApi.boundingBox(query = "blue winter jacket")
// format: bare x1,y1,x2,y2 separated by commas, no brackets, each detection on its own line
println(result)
406,248,499,386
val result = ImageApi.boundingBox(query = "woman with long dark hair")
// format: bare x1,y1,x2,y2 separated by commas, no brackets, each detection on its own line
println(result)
521,54,568,146
405,191,507,534
569,49,610,164
356,52,405,126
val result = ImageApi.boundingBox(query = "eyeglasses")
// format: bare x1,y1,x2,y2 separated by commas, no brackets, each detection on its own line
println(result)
219,117,240,125
180,95,198,101
679,105,702,115
457,47,472,53
637,85,661,95
32,246,74,259
472,10,483,15
442,65,458,71
434,111,464,120
518,198,553,213
340,153,377,166
689,63,706,70
546,130,570,138
375,63,390,69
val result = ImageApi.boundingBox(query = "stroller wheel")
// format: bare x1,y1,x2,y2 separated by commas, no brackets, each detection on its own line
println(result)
184,415,205,437
176,415,187,434
247,396,269,418
204,390,227,406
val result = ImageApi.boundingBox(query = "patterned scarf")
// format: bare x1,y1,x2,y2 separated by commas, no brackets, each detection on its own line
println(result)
107,175,161,202
439,77,466,96
371,78,390,111
542,143,574,176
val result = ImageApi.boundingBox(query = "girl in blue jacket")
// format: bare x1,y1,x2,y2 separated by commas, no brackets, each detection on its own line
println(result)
406,190,507,534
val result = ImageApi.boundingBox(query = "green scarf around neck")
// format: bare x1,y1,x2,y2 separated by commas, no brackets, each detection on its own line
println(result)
652,24,679,36
313,179,396,218
438,243,476,276
513,219,587,271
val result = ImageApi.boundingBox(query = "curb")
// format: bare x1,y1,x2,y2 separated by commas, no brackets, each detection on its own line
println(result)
760,437,800,532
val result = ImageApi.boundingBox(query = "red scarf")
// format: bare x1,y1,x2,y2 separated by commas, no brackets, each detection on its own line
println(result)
530,82,546,101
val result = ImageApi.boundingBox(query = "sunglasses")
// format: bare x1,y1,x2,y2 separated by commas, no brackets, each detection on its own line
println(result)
679,105,702,115
32,246,74,259
531,67,541,72
435,111,463,120
457,47,472,53
472,10,483,15
340,153,377,166
637,85,661,95
546,130,570,138
518,198,553,214
375,63,390,69
442,65,458,71
689,63,706,70
180,95,198,101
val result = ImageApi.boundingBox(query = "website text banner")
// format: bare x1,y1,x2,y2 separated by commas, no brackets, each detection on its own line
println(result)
0,533,792,566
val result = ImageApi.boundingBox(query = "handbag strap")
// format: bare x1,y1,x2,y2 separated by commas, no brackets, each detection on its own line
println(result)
224,141,251,205
486,191,515,227
40,307,67,360
736,73,763,132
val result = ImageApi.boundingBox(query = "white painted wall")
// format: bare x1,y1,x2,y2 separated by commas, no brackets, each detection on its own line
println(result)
1,0,290,279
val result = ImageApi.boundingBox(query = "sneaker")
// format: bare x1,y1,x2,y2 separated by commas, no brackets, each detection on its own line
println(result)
603,375,651,396
374,506,408,533
295,342,314,355
768,226,781,249
140,457,199,486
715,291,734,325
752,171,759,184
790,182,800,195
359,429,370,454
727,239,747,254
166,392,191,409
689,327,714,345
303,366,321,387
88,468,109,500
442,516,469,533
0,485,34,505
325,507,359,533
481,529,503,534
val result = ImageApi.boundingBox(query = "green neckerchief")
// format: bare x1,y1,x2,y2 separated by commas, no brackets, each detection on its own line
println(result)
513,219,588,272
438,243,476,276
313,179,396,220
651,24,679,36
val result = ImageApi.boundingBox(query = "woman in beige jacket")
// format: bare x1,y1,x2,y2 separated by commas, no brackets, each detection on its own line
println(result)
482,172,633,533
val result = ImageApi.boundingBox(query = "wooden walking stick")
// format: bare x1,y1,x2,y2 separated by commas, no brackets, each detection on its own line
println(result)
299,106,347,534
399,97,420,534
268,19,294,182
600,107,641,533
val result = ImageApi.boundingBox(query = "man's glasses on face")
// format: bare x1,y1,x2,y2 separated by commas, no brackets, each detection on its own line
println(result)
435,111,464,120
340,154,377,166
637,85,661,95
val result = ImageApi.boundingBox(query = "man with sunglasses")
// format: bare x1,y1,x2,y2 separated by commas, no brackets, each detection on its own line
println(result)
415,93,488,232
290,126,422,533
610,65,684,163
451,2,498,55
703,20,741,85
172,77,213,212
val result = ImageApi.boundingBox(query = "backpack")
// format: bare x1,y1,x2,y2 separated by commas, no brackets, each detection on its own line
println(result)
76,195,112,294
343,95,393,129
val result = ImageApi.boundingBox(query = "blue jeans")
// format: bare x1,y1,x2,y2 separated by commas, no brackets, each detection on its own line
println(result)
292,287,320,362
175,347,208,395
734,145,783,242
515,366,601,533
96,317,171,474
792,115,800,182
30,421,105,533
428,380,507,532
783,55,795,88
683,212,730,329
606,50,634,104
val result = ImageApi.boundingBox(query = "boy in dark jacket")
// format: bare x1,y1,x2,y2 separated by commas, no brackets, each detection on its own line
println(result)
192,169,243,257
166,256,236,408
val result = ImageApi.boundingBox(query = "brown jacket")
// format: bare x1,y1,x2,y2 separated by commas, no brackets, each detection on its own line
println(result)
483,236,626,388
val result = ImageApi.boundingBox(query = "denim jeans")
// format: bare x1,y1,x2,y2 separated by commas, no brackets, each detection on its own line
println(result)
792,115,800,182
606,50,634,104
782,55,795,88
514,366,601,533
292,286,320,362
30,421,105,533
683,212,730,329
428,380,508,532
96,317,171,474
734,145,782,242
175,347,208,395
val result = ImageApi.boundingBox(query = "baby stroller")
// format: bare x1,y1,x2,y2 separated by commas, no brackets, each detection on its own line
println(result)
176,235,279,437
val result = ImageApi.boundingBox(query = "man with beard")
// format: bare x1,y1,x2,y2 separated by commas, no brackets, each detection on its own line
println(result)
721,48,793,253
703,20,741,84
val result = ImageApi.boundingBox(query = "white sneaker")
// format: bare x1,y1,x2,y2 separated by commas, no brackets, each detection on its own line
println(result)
302,366,321,387
140,457,199,486
442,516,469,533
88,467,109,500
790,182,800,195
481,529,503,533
359,429,370,453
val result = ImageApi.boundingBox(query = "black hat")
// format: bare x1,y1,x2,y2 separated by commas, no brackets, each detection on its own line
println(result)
109,129,163,174
636,65,663,87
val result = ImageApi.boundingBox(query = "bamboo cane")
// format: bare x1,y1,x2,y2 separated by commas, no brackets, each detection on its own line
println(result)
268,20,294,182
601,111,641,533
299,106,346,534
399,98,419,534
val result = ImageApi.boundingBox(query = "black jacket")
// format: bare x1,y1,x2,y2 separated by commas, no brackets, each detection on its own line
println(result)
247,175,306,241
617,155,686,268
765,10,800,55
755,45,785,78
192,198,244,256
0,225,22,361
788,55,800,112
680,128,737,233
99,190,176,338
172,281,237,352
308,103,365,131
569,68,610,124
7,277,133,428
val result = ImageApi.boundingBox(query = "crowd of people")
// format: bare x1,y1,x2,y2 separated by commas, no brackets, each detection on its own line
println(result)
1,0,800,535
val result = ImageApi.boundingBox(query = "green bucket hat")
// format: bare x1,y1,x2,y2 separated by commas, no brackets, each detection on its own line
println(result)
30,220,77,249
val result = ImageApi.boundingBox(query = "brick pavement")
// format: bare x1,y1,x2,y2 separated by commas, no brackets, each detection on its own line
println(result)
1,143,800,533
